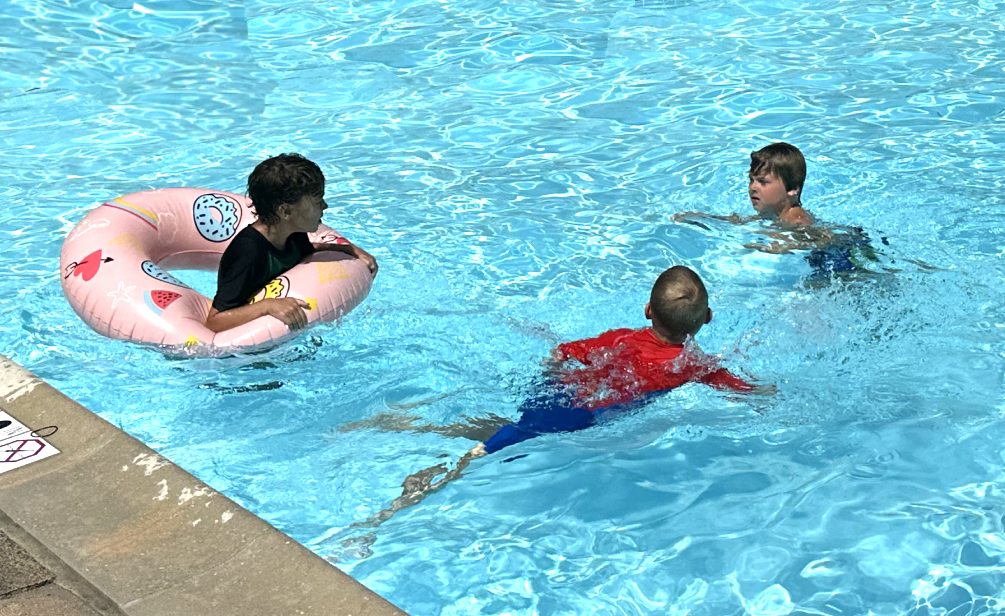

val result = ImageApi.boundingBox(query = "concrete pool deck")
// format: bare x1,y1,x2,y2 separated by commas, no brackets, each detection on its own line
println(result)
0,355,408,616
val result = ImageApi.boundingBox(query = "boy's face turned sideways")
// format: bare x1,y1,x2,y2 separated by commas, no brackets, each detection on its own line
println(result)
748,169,799,217
284,194,327,234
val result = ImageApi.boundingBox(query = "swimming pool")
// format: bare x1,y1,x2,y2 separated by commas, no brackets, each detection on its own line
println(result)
3,0,1005,613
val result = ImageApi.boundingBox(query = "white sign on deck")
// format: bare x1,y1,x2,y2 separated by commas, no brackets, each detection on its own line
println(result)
0,409,59,475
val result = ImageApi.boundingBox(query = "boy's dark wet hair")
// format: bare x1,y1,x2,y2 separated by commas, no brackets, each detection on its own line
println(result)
650,266,708,339
750,142,806,201
247,153,325,225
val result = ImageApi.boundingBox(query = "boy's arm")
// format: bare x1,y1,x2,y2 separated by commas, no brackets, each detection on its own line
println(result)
313,240,378,278
672,212,756,227
744,226,832,254
205,299,311,333
700,368,776,394
744,240,798,254
207,236,311,333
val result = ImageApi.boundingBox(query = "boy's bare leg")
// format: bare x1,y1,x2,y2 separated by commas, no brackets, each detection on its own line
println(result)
339,413,425,433
352,444,487,529
384,390,463,411
339,413,511,442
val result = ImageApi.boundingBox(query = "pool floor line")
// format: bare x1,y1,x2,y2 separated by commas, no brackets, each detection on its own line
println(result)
0,354,408,616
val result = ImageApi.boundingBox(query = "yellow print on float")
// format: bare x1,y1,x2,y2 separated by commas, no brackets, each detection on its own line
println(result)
107,233,143,252
248,276,290,304
317,261,349,284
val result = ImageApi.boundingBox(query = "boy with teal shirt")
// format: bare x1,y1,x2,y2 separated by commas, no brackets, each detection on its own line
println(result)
206,153,378,333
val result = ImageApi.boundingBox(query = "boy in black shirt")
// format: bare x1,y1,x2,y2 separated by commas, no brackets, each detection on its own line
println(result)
205,154,377,333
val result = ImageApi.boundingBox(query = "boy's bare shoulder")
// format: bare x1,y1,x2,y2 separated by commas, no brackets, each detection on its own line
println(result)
778,206,814,226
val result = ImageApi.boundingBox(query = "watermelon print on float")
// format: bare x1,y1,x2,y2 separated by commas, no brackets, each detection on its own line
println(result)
144,290,182,316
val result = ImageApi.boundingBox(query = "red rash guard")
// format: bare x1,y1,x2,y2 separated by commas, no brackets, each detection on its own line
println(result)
554,328,753,410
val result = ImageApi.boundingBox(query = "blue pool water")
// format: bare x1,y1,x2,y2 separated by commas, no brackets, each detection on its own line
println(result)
3,0,1005,613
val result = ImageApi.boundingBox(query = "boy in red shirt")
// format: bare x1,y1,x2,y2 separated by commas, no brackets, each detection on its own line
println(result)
480,265,753,455
354,265,761,527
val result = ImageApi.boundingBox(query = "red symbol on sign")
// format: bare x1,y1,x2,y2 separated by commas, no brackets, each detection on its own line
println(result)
1,439,45,463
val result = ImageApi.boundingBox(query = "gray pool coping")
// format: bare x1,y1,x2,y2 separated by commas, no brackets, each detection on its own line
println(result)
0,354,408,616
0,507,116,616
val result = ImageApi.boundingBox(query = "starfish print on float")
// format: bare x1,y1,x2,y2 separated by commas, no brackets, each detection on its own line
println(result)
107,281,136,309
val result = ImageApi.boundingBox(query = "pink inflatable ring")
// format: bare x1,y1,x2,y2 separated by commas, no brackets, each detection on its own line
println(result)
60,188,373,356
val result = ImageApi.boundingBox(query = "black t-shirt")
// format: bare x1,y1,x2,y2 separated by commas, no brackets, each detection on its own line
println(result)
212,226,315,312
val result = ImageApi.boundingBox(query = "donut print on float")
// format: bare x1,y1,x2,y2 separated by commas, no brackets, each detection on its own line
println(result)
141,260,191,289
193,193,242,242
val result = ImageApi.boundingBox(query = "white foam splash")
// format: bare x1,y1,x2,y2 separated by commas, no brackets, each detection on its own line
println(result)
153,479,168,501
178,485,213,505
133,452,168,476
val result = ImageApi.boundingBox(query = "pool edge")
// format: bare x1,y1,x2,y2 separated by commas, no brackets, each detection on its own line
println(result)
0,354,408,616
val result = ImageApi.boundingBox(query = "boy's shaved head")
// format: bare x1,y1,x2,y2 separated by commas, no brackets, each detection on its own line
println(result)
650,266,709,340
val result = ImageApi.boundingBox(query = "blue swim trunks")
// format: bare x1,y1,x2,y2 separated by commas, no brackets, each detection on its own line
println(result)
482,391,594,455
805,227,882,281
806,245,858,276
